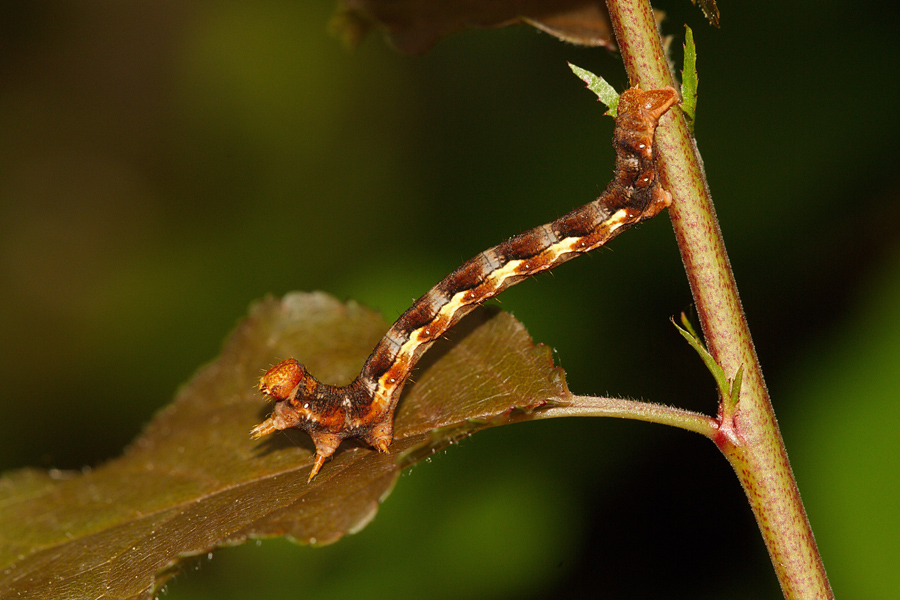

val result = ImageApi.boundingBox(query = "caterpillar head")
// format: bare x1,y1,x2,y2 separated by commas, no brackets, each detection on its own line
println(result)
258,358,305,402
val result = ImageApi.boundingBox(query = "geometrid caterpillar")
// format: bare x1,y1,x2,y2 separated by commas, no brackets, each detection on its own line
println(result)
252,86,679,481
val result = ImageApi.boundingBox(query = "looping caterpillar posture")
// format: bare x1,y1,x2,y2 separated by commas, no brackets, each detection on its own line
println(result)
252,86,679,481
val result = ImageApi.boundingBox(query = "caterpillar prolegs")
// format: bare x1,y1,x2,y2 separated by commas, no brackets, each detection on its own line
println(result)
252,86,679,481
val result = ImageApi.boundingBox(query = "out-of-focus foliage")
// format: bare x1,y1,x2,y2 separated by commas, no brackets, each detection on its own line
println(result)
783,249,900,599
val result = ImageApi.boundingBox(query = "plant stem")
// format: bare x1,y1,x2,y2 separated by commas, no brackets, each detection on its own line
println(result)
604,0,833,597
534,396,717,438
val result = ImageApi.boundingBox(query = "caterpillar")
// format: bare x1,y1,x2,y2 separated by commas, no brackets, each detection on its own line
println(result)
252,86,679,481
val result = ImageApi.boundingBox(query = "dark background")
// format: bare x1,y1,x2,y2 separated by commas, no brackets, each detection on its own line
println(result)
1,1,898,598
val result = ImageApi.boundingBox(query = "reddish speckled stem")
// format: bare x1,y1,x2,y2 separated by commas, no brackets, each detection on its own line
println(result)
605,0,833,598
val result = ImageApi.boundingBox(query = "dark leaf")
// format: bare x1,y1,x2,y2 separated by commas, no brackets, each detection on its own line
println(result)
690,0,721,27
331,0,615,54
0,292,569,599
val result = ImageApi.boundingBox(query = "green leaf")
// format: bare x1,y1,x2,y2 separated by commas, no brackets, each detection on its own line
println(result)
568,62,619,116
728,365,744,409
681,25,699,131
672,312,742,407
0,293,569,599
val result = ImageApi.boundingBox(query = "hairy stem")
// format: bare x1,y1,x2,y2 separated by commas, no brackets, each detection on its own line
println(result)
534,396,717,438
604,0,833,597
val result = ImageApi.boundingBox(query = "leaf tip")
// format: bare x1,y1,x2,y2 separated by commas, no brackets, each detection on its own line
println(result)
727,365,744,409
568,62,619,116
680,25,699,131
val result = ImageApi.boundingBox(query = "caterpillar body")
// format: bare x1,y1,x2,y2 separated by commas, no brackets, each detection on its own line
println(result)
252,86,679,481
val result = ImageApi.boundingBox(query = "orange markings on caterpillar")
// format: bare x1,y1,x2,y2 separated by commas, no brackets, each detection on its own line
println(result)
252,86,679,481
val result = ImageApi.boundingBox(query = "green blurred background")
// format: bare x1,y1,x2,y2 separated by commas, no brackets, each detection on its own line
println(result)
1,1,898,598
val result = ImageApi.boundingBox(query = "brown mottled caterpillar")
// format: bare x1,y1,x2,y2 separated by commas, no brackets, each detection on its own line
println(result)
252,86,679,481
